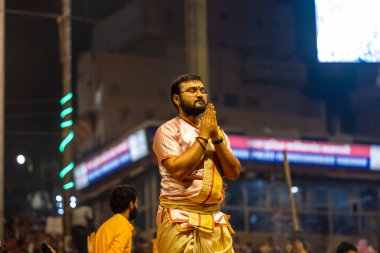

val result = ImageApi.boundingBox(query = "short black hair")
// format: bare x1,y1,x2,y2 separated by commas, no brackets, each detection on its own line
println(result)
170,74,202,109
109,185,138,214
337,242,357,253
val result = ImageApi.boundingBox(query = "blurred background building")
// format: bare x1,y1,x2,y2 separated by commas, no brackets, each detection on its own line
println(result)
4,0,380,251
70,0,380,251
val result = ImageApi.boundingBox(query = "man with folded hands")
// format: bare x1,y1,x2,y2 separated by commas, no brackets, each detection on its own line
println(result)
153,74,241,253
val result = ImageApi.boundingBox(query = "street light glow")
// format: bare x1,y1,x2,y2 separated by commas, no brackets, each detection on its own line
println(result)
291,186,299,194
16,154,26,165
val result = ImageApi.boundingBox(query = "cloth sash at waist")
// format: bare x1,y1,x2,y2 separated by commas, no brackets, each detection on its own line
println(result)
159,198,220,214
159,198,228,233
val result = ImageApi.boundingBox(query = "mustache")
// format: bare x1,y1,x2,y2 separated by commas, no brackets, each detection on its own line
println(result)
195,98,206,104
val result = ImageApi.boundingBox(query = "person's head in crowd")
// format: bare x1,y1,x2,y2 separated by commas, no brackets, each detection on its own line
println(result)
109,185,139,221
337,241,357,253
357,239,369,253
367,244,377,253
293,238,308,253
283,238,293,253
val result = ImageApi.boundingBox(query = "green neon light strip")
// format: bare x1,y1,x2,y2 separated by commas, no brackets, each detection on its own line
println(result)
60,120,73,128
60,92,73,106
60,107,73,119
60,162,75,178
63,181,75,190
59,131,74,153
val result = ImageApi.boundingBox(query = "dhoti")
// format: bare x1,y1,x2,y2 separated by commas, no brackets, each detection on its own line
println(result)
157,210,234,253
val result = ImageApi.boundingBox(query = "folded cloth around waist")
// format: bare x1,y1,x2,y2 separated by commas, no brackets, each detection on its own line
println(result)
158,199,234,234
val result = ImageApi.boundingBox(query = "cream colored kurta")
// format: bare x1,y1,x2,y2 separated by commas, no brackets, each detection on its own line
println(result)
153,116,235,253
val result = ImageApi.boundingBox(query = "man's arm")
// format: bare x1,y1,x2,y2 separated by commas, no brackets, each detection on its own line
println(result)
161,105,216,182
212,135,241,180
209,105,241,180
162,140,206,182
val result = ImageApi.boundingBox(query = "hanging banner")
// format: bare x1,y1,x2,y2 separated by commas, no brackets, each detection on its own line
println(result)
229,136,380,170
74,129,149,190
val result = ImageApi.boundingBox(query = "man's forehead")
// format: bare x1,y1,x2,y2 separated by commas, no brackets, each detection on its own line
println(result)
180,80,204,89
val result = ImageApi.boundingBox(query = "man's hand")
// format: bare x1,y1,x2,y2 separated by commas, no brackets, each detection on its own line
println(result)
200,104,241,181
199,104,219,139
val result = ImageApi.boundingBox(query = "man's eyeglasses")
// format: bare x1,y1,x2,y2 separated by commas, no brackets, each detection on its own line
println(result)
178,87,208,96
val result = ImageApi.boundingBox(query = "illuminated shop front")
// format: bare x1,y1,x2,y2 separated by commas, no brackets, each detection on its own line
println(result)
73,125,380,240
222,135,380,243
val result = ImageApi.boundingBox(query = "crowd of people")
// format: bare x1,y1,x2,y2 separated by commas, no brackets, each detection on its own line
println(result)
0,221,378,253
0,217,62,253
232,236,378,253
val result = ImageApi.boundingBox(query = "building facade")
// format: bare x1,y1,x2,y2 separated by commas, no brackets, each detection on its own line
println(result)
72,0,380,250
73,124,380,251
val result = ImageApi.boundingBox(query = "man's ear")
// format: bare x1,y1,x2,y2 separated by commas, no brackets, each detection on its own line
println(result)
173,95,180,107
129,201,134,209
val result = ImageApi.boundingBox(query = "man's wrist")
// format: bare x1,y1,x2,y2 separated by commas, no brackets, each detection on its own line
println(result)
198,131,209,139
195,138,206,151
211,136,224,144
196,136,209,144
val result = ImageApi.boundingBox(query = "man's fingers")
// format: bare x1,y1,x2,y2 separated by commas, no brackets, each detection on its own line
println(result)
209,105,216,121
206,104,212,116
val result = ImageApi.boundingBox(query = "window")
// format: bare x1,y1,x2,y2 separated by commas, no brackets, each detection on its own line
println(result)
271,181,290,209
331,187,349,212
333,215,358,235
249,212,273,232
225,180,244,206
247,180,268,207
293,184,307,211
310,185,328,211
360,186,378,212
271,210,292,233
360,216,379,235
226,210,244,230
300,214,329,234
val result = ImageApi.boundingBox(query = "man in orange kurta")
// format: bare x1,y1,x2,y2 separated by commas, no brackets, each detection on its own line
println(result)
94,185,139,253
153,74,241,253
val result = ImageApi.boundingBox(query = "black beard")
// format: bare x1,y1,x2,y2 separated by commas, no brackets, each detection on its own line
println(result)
129,206,138,221
179,96,206,116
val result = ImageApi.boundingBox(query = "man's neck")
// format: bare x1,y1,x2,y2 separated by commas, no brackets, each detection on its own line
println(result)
120,210,130,221
179,113,200,126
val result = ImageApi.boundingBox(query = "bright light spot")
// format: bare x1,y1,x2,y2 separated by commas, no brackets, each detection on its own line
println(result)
16,155,26,165
70,196,77,203
250,215,258,224
70,202,77,208
291,186,299,194
58,209,64,215
56,195,62,202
